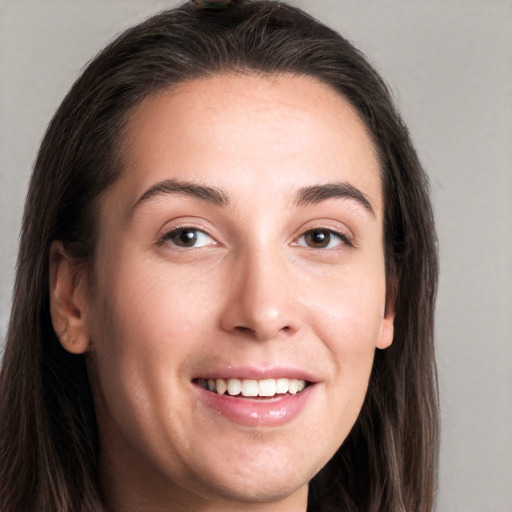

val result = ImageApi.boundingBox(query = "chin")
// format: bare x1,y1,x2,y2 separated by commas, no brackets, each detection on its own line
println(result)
200,469,311,505
186,443,324,507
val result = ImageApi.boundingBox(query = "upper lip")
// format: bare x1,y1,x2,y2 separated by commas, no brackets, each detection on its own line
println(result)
193,365,319,383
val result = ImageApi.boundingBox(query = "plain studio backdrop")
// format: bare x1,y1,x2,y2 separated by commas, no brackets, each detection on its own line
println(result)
0,1,511,510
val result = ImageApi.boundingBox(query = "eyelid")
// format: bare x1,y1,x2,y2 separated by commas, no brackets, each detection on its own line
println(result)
294,228,353,249
292,219,355,248
158,225,219,248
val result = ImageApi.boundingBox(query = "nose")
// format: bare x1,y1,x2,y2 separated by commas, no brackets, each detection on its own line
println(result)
219,248,301,341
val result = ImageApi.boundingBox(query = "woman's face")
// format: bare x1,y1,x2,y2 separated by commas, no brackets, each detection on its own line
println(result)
77,73,393,511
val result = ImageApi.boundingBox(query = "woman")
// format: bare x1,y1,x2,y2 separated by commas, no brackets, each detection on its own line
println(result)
0,1,438,511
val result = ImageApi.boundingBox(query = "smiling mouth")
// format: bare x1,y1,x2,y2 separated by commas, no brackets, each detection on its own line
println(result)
195,377,309,398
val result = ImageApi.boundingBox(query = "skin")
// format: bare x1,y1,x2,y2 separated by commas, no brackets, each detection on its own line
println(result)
50,73,394,512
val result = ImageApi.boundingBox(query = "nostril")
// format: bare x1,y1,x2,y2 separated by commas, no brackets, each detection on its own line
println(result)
233,324,292,340
235,326,252,334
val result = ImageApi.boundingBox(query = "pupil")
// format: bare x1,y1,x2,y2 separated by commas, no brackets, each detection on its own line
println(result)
176,229,196,246
307,230,329,247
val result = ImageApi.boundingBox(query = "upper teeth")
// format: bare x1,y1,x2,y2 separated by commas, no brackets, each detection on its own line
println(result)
198,378,307,397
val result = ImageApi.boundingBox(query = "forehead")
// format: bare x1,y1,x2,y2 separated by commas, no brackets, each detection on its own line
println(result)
116,72,382,215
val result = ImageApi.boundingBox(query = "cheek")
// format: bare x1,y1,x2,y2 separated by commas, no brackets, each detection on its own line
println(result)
307,269,386,348
92,251,216,341
305,270,385,400
85,267,208,476
86,252,224,412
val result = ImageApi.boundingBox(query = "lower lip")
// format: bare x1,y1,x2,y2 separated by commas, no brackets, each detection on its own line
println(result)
193,383,315,427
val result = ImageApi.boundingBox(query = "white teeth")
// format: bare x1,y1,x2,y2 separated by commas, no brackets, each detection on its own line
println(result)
276,378,289,394
241,379,259,397
288,379,299,394
202,377,308,397
258,379,276,397
216,378,227,395
227,379,242,396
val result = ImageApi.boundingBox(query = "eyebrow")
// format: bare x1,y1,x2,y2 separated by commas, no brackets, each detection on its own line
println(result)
133,178,374,216
134,179,230,209
293,182,375,216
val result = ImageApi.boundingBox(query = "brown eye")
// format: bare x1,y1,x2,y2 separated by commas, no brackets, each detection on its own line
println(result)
163,228,214,248
297,229,349,249
304,229,331,248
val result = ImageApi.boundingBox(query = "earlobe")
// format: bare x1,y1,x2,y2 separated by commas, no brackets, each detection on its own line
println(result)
376,292,395,350
49,241,91,354
376,312,394,350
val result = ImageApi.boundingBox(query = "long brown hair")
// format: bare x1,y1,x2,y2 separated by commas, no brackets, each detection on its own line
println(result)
0,2,438,511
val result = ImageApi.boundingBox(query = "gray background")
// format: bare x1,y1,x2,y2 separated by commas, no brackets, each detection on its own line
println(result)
1,1,511,510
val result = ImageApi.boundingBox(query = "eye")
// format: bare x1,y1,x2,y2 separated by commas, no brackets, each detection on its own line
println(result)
296,228,351,249
161,227,216,248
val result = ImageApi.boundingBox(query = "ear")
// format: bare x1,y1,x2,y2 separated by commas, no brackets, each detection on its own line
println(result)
49,240,91,354
376,289,395,350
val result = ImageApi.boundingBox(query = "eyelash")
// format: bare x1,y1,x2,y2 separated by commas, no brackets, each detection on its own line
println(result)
159,226,353,250
158,226,216,248
295,228,354,249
